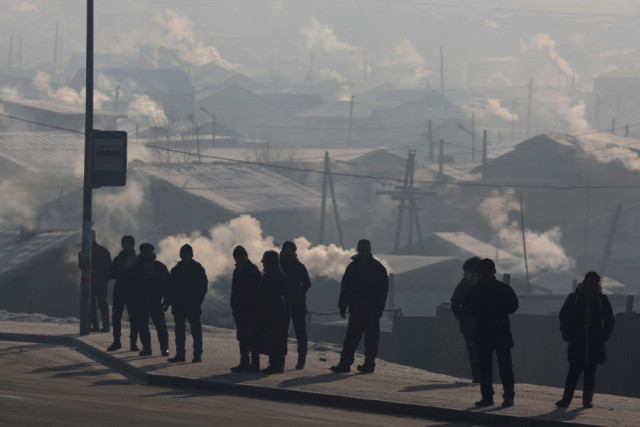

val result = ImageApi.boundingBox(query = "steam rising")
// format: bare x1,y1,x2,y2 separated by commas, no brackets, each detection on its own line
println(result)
478,98,517,122
300,17,360,52
525,33,577,77
156,215,386,284
12,1,38,13
33,71,109,110
479,190,574,274
127,94,168,127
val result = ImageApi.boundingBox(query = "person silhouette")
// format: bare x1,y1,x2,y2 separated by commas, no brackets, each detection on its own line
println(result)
556,271,615,409
107,235,139,352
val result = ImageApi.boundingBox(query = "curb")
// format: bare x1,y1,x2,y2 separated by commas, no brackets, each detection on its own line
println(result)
0,332,595,427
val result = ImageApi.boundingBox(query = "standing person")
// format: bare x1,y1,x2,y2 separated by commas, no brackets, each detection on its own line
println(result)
164,244,208,363
107,235,140,352
450,257,482,383
556,271,615,409
331,239,389,374
256,250,288,374
280,241,312,370
464,258,519,408
230,245,262,373
78,230,112,333
131,243,170,357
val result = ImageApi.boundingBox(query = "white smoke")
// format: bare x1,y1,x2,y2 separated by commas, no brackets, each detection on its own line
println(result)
93,178,148,246
34,71,110,110
479,190,574,274
127,94,168,128
300,17,359,52
477,98,517,122
577,133,640,172
154,9,238,70
484,19,499,28
156,215,388,284
524,33,577,77
390,38,431,81
12,1,38,13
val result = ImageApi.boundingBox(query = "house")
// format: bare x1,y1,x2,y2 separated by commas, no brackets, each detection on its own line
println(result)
0,227,80,317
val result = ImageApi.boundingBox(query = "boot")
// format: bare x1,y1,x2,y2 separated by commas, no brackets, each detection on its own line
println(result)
168,353,185,363
247,352,260,372
474,398,494,407
261,356,283,374
130,342,140,352
555,390,573,408
91,325,100,333
357,362,375,373
100,327,110,333
107,341,121,352
139,348,152,356
582,390,594,408
295,358,305,370
330,361,351,373
231,347,250,373
192,353,202,363
161,348,170,357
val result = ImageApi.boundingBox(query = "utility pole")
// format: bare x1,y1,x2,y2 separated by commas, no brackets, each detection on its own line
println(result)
625,125,630,138
318,152,329,244
439,46,445,99
526,78,533,139
611,118,616,134
53,22,59,73
113,85,120,112
599,203,622,278
18,35,22,70
482,129,487,166
520,193,531,293
195,122,201,162
439,138,444,175
378,150,429,254
211,114,216,148
79,0,94,336
347,95,355,147
318,152,343,246
471,113,476,163
428,119,434,162
468,62,472,90
7,36,12,71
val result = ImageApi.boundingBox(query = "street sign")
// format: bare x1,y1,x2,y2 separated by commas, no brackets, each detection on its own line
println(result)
91,129,127,187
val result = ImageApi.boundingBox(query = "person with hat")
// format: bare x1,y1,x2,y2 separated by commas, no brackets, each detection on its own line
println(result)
464,258,519,408
230,245,262,372
555,271,615,409
163,244,208,363
331,239,388,374
256,250,288,374
280,240,312,370
131,243,170,357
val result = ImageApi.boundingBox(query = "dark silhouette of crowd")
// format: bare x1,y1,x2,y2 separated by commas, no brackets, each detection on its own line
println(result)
82,232,616,409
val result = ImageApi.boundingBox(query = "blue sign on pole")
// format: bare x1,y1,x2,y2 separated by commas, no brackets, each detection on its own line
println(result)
91,129,127,188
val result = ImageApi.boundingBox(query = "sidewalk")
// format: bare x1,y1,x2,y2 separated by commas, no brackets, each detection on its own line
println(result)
0,318,638,426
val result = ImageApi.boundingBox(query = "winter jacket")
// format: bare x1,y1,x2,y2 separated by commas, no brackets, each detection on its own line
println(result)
130,254,170,303
450,277,477,336
167,260,208,315
256,266,288,356
280,254,311,307
109,249,138,297
230,261,261,320
559,284,615,366
78,242,112,291
464,276,519,349
338,254,389,318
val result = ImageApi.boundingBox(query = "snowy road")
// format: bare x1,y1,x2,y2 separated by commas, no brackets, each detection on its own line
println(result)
0,341,462,426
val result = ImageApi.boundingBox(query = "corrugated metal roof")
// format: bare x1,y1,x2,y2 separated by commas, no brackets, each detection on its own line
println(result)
0,131,84,175
0,229,78,277
140,163,322,214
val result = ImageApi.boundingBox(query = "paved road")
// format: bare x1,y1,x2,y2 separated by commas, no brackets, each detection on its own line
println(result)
0,341,466,426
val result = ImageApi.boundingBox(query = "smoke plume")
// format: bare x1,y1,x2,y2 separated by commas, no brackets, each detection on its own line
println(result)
127,94,168,128
478,98,517,122
34,71,109,110
300,17,359,52
479,189,574,274
12,1,38,13
156,215,387,284
390,38,431,82
525,33,577,77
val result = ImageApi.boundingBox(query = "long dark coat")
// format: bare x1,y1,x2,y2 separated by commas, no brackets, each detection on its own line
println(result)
130,255,170,304
78,242,112,293
166,260,208,315
256,267,288,356
109,249,138,299
463,277,519,349
559,285,615,366
230,261,261,342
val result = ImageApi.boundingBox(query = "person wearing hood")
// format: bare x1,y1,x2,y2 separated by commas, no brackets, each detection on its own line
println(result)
256,250,288,374
107,235,140,352
450,256,482,383
280,240,311,370
131,243,170,357
556,271,615,409
230,245,262,373
163,244,208,363
331,239,388,374
464,258,519,408
77,230,112,333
